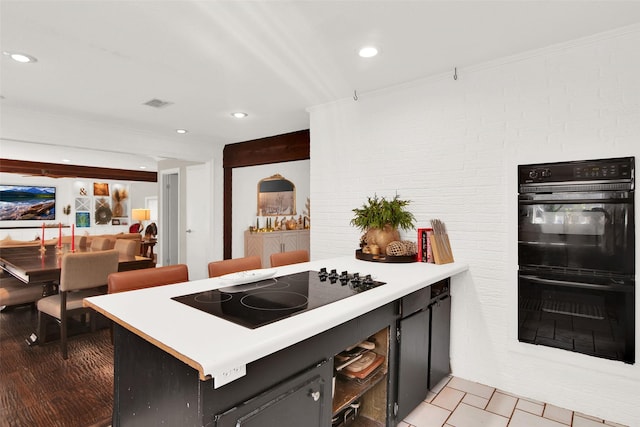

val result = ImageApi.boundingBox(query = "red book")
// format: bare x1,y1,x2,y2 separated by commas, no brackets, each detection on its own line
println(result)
417,228,434,263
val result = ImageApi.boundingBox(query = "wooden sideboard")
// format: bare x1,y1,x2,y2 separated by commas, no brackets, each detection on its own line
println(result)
244,229,310,268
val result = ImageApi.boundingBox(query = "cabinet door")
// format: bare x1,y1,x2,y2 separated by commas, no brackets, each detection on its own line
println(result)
214,361,331,427
429,296,451,389
281,232,298,253
262,233,282,268
396,309,430,421
245,232,263,260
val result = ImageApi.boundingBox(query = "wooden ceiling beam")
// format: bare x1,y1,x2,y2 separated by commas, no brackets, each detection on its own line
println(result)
0,158,157,182
223,129,310,168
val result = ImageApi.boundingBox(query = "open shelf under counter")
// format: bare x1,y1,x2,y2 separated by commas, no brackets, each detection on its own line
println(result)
332,327,389,426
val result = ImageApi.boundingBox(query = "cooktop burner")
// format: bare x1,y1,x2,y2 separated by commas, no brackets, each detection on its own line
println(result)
171,269,385,329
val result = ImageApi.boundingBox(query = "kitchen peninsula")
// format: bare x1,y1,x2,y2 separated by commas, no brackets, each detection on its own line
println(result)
85,257,468,426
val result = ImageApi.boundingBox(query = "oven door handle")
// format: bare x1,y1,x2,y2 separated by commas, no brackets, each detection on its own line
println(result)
519,275,629,291
518,197,633,205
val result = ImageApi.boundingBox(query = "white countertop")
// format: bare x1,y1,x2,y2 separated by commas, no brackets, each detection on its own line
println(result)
84,256,468,387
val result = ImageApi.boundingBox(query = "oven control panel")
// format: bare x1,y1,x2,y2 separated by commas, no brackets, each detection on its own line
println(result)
573,163,626,179
519,157,634,185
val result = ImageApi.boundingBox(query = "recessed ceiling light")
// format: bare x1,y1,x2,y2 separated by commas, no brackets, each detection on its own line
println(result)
62,159,70,163
176,129,188,134
139,166,147,170
231,112,248,119
3,51,38,63
358,46,378,58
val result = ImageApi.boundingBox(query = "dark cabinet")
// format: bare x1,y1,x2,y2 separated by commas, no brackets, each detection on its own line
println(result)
214,360,331,427
395,280,450,421
396,308,430,421
429,294,451,389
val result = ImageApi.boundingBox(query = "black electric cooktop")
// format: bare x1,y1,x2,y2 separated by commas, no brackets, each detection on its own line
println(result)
171,269,385,329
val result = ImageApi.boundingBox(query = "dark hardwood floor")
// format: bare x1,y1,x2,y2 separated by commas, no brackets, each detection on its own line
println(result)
0,304,113,427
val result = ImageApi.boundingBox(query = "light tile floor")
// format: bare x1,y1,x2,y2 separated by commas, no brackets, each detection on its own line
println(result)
400,376,628,427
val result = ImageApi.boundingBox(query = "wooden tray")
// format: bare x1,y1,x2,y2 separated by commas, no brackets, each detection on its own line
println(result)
355,249,417,263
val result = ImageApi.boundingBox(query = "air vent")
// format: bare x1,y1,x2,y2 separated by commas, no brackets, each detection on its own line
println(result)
143,98,173,108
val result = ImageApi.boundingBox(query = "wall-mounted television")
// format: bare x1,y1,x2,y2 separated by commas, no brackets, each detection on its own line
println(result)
0,185,56,221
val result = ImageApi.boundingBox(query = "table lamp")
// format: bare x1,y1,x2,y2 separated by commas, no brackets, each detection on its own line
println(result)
131,208,150,233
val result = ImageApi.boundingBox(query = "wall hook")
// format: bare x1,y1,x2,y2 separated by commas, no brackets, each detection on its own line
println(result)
353,90,358,101
453,67,458,81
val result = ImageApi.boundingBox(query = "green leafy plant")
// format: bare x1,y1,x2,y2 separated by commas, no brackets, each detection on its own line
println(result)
350,194,416,231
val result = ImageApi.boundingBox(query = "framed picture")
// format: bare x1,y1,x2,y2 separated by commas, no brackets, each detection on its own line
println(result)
111,184,129,218
75,197,90,212
76,212,90,228
0,185,56,221
74,180,89,197
257,174,296,216
93,182,109,196
94,197,112,225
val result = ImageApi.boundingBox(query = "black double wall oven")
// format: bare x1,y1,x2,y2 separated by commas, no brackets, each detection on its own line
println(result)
518,157,635,364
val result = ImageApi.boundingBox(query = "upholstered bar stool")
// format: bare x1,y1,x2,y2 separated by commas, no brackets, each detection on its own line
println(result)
207,256,262,278
270,250,309,268
108,264,189,293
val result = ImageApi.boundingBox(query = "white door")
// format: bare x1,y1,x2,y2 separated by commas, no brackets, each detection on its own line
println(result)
186,163,212,280
161,171,180,266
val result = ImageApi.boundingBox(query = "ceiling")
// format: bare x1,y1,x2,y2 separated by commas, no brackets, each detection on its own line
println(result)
2,1,640,171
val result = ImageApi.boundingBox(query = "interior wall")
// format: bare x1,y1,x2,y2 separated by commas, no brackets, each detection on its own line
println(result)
0,172,156,241
157,158,201,267
308,25,640,425
231,160,310,258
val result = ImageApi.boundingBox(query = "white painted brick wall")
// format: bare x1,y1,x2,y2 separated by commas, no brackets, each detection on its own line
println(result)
309,25,640,425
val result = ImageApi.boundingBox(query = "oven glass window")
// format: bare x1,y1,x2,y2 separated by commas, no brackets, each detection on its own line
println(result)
519,199,634,274
518,273,635,363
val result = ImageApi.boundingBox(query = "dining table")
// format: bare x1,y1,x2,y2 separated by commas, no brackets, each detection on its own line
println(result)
0,244,155,346
0,244,155,288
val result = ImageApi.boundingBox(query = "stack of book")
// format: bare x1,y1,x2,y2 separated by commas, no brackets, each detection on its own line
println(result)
417,227,434,263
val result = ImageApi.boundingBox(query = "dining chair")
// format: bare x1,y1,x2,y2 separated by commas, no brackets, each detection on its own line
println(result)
208,256,262,278
0,273,43,311
269,250,309,268
91,237,113,251
36,250,119,359
61,235,88,249
113,239,139,257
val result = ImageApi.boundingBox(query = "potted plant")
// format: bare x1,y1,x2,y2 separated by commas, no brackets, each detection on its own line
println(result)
350,194,416,255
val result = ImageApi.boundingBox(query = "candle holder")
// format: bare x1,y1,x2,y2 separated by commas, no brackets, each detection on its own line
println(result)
39,245,47,254
56,245,63,255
